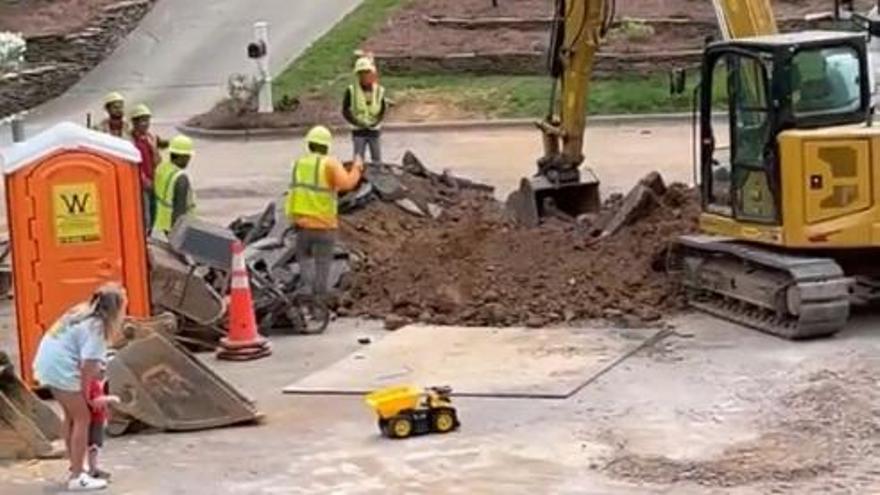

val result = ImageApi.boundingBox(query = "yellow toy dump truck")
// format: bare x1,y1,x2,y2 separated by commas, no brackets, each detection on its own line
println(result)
365,385,459,439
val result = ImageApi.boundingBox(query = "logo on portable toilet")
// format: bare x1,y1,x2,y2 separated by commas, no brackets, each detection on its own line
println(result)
54,182,102,244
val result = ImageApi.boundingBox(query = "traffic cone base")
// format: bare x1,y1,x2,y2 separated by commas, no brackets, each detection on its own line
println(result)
217,347,272,361
219,336,268,350
218,344,272,357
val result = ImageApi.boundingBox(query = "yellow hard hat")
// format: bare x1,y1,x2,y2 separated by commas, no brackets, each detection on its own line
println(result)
130,103,152,119
305,125,332,148
168,135,194,156
104,91,125,106
353,56,375,74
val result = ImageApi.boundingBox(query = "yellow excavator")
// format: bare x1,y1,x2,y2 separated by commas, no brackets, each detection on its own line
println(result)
671,0,880,340
508,0,879,339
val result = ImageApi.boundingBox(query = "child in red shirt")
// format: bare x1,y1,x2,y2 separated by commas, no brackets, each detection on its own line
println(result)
86,366,119,480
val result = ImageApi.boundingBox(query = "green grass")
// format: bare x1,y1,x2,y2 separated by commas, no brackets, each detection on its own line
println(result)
381,74,696,117
273,0,697,118
273,0,407,100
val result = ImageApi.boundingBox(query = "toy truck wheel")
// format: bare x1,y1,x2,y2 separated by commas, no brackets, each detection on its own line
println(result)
388,414,415,439
432,408,457,433
378,418,390,436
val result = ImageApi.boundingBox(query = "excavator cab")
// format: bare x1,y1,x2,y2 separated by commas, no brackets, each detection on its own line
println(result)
699,31,871,226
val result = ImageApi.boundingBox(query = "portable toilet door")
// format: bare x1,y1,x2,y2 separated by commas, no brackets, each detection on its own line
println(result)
0,122,150,385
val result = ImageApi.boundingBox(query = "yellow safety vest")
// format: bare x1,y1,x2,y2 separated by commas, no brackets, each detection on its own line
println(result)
286,154,337,220
153,160,196,232
349,84,385,130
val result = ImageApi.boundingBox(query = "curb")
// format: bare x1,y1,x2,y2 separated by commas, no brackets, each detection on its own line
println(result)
178,112,723,140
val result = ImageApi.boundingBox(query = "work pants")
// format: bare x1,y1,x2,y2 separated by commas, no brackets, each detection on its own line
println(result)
142,187,155,235
352,133,382,163
295,228,336,298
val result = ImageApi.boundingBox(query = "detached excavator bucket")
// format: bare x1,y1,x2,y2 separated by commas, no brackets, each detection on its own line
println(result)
148,241,226,326
506,170,601,227
0,352,62,460
108,319,261,433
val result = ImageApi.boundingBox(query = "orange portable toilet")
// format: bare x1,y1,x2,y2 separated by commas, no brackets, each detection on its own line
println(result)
0,122,150,385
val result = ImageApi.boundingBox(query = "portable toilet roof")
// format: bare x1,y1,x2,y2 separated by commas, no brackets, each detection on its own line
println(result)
0,121,140,175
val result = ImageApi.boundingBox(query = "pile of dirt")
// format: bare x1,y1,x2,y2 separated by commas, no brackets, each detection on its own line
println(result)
185,96,344,131
337,175,700,328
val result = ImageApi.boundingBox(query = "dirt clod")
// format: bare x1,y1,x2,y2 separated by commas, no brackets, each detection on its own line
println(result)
383,314,409,331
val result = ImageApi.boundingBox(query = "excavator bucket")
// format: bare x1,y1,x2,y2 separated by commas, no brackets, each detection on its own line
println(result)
0,352,62,460
148,242,226,326
505,170,601,227
107,317,261,434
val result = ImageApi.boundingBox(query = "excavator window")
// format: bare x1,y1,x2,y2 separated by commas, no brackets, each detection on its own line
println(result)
707,55,733,214
704,51,777,222
791,46,861,118
730,55,776,222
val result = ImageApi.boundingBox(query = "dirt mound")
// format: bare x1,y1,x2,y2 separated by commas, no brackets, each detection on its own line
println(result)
338,176,700,328
186,96,343,131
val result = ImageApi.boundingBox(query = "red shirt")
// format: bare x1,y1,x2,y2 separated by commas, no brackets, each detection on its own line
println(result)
132,133,158,187
87,379,108,423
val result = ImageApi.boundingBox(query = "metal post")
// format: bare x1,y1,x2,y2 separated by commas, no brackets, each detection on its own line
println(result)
10,114,25,143
254,21,273,114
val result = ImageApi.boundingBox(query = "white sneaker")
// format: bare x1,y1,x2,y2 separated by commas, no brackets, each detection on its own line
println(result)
67,472,108,491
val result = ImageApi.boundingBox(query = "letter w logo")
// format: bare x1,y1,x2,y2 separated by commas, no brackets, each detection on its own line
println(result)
61,193,90,214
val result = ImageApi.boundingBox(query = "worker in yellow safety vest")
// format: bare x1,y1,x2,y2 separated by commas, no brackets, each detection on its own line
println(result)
153,135,196,235
95,92,131,138
342,56,387,163
286,126,363,301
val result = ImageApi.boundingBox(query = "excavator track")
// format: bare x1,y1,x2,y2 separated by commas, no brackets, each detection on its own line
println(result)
672,235,851,339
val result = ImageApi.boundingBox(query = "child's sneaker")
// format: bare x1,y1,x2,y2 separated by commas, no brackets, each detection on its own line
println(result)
89,468,112,480
67,472,107,491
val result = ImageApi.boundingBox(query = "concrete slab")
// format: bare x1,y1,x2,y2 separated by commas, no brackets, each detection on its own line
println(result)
284,325,664,398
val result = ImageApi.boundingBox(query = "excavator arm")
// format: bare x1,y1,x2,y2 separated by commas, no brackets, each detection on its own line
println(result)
539,0,612,173
711,0,778,40
507,0,613,226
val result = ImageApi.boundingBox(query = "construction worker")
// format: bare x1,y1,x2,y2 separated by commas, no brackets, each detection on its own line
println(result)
287,126,363,302
342,56,387,163
153,135,196,235
95,92,130,138
130,104,161,234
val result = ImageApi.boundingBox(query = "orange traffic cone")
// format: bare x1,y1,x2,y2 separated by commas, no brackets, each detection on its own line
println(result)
217,241,271,361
